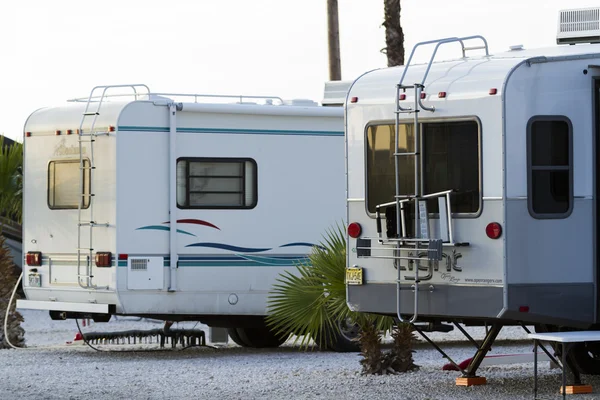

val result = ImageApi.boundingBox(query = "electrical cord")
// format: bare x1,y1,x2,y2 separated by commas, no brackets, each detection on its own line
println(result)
4,272,216,352
3,272,23,349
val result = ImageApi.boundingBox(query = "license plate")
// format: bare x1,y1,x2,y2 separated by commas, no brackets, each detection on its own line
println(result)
346,267,363,285
28,273,41,287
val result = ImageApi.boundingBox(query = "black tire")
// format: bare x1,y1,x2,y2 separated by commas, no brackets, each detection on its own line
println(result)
535,324,600,375
315,318,361,352
235,326,289,348
227,328,250,347
568,342,600,375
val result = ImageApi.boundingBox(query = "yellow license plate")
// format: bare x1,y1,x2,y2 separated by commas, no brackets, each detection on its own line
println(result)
346,267,363,285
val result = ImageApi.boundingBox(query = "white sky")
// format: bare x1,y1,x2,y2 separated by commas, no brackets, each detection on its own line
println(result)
0,0,597,141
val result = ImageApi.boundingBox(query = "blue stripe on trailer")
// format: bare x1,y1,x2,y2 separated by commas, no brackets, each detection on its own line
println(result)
118,126,344,137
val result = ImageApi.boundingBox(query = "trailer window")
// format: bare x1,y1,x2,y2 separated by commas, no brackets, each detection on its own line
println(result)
365,121,480,215
422,121,480,213
176,158,257,209
527,117,573,218
47,159,90,209
366,124,415,214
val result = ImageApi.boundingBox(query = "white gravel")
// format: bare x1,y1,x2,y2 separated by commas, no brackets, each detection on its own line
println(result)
2,310,600,399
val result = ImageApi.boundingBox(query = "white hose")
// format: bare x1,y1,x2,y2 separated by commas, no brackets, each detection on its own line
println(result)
3,272,23,349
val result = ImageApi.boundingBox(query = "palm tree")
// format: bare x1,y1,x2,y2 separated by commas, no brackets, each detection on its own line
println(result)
0,135,25,349
267,225,417,374
382,0,404,67
0,136,23,223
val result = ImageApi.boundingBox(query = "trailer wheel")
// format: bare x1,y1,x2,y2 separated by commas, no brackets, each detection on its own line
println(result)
234,327,289,348
227,328,250,347
314,318,361,352
535,324,600,375
568,343,600,375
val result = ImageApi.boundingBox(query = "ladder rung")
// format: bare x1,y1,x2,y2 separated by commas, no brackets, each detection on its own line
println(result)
394,195,417,199
78,139,96,143
394,152,418,156
81,193,95,197
83,112,99,116
77,248,94,251
80,166,96,170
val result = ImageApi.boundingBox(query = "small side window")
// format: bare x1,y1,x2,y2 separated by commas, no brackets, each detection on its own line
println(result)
177,158,257,209
48,159,90,209
527,117,573,218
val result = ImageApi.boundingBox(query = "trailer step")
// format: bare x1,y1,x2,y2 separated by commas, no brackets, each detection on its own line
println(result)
81,328,206,348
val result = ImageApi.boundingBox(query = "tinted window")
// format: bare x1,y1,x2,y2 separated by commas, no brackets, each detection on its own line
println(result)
528,118,572,217
423,121,480,213
177,158,257,209
366,124,415,214
365,121,480,215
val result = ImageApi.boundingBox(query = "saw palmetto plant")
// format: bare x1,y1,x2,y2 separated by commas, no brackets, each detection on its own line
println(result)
267,224,417,374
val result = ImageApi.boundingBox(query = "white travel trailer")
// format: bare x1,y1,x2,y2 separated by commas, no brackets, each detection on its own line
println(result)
345,8,600,376
16,84,345,348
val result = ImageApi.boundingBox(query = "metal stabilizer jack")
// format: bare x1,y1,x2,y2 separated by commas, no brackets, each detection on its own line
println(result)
411,322,504,378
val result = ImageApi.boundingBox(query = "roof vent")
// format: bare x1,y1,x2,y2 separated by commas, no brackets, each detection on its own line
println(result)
557,7,600,44
283,99,318,107
322,80,353,106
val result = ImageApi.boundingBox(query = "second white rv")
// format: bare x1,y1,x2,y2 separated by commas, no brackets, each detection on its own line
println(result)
17,84,346,348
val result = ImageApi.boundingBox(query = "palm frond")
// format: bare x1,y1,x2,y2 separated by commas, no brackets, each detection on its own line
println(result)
0,136,23,223
267,223,394,349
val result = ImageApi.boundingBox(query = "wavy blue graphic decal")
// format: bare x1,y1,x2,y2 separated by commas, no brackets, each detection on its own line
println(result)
136,225,196,237
237,254,309,266
185,242,271,253
279,242,325,250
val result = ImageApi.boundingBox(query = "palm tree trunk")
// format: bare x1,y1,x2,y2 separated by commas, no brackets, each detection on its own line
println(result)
327,0,342,80
383,0,404,67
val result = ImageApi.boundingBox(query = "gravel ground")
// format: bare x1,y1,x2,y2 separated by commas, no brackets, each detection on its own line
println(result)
2,310,600,399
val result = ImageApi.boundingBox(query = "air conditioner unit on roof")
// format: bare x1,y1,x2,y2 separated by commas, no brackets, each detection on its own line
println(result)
557,7,600,44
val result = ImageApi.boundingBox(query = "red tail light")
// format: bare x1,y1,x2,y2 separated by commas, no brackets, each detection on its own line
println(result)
348,222,362,239
26,251,42,266
118,254,128,261
485,222,502,239
95,252,112,267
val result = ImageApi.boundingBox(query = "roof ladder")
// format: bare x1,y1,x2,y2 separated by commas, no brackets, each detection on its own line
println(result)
393,36,487,323
76,84,150,290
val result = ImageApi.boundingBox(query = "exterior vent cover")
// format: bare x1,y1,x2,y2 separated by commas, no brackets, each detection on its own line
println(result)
557,7,600,44
130,259,148,271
